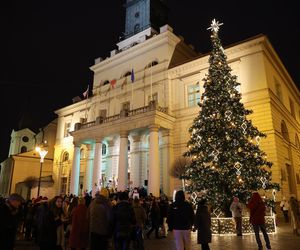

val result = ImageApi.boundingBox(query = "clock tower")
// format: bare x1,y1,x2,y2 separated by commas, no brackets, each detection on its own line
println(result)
122,0,168,39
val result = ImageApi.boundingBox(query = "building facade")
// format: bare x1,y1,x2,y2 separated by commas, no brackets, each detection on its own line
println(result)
52,1,300,199
0,120,57,199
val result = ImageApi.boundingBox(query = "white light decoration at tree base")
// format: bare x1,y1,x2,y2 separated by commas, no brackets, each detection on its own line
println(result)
210,215,276,235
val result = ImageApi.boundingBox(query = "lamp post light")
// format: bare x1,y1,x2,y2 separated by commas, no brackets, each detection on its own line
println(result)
36,145,48,197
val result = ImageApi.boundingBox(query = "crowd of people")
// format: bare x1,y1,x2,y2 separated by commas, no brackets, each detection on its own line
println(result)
1,188,300,250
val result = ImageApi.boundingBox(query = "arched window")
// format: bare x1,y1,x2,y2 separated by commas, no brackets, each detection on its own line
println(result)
295,134,300,149
80,148,85,159
103,80,110,85
102,144,107,155
62,152,69,162
124,71,132,77
128,140,130,151
21,146,27,153
281,121,290,142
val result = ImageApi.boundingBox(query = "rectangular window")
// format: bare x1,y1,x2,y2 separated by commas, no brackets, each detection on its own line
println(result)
78,176,84,194
289,98,295,118
148,93,158,103
122,101,130,111
61,177,67,194
274,77,282,101
64,122,71,137
187,84,200,107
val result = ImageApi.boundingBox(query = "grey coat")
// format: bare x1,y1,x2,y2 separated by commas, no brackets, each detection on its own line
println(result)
87,195,113,236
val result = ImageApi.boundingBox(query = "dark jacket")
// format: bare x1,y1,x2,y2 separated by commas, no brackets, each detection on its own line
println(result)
194,204,212,244
35,202,58,249
0,202,21,250
167,201,194,230
113,201,136,237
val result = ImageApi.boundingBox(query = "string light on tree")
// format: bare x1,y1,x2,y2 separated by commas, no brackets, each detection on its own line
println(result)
183,18,279,215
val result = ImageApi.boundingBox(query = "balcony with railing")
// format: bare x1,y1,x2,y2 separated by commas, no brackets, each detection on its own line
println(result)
76,101,168,131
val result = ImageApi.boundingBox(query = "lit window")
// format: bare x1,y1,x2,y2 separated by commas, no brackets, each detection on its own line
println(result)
63,152,69,162
61,177,67,194
64,122,71,137
188,84,200,107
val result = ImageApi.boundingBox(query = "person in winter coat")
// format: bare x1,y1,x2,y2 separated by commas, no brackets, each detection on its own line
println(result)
0,193,23,250
87,190,113,250
247,192,271,250
69,197,89,250
146,198,161,239
113,191,136,250
193,199,211,250
167,190,195,250
159,195,169,237
132,198,147,250
35,199,59,250
230,197,243,236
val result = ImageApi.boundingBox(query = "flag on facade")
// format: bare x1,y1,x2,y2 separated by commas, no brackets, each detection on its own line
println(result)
131,68,135,83
83,85,89,99
110,79,117,89
121,77,127,89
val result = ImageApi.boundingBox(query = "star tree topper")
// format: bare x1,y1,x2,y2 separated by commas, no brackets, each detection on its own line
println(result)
207,19,223,33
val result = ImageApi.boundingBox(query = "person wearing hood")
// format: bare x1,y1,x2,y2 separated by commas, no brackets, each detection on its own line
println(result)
247,192,271,250
167,190,195,250
87,188,113,250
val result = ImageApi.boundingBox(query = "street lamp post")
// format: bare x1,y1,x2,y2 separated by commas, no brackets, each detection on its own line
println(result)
36,146,48,197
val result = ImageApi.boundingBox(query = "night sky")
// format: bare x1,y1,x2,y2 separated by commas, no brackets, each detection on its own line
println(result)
0,0,299,162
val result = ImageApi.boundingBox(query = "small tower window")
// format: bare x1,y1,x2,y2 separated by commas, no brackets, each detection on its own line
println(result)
135,12,140,18
134,24,140,33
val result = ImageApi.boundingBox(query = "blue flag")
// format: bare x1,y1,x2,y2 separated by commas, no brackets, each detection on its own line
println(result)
131,68,135,83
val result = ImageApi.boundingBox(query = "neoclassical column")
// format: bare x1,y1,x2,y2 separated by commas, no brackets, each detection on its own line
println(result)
118,131,129,191
84,144,94,193
161,129,174,196
130,133,141,188
70,141,81,195
148,124,160,197
92,138,103,197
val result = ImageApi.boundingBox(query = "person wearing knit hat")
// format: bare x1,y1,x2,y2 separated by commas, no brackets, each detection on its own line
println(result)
99,187,110,198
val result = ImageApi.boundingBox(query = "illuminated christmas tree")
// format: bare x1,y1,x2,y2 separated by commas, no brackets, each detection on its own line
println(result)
184,19,279,214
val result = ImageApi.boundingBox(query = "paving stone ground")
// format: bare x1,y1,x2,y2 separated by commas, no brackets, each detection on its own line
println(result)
15,218,300,250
